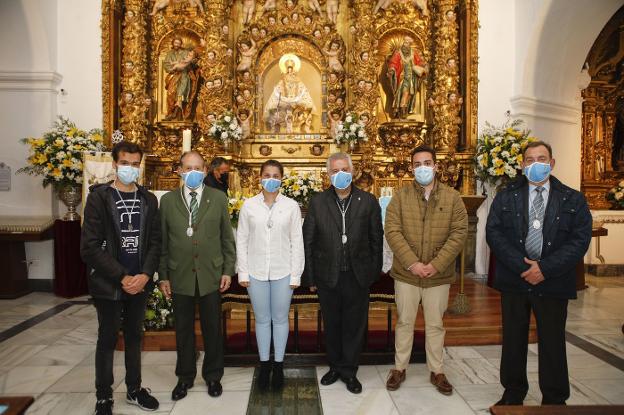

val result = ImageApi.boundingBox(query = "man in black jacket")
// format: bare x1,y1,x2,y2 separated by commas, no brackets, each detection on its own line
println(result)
81,141,161,415
303,152,384,394
203,156,230,194
486,141,592,406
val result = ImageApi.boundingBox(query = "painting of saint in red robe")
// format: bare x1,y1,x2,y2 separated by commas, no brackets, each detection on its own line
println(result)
386,36,428,119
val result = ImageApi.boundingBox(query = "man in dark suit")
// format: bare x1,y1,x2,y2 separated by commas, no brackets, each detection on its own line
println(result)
303,152,384,394
486,140,592,406
203,156,230,194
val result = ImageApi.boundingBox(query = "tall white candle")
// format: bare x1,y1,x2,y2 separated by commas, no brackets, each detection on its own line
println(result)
182,129,192,152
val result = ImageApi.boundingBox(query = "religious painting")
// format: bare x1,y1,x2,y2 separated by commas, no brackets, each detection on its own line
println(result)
262,54,322,134
156,31,202,123
378,31,428,123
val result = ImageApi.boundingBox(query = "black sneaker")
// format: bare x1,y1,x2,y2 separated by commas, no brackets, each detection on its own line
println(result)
126,387,159,411
94,398,113,415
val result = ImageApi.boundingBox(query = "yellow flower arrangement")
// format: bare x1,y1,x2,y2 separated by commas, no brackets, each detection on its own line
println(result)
17,117,106,189
280,170,323,206
227,190,251,227
474,117,534,187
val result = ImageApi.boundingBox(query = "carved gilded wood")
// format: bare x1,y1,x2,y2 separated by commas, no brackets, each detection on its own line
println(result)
101,0,479,194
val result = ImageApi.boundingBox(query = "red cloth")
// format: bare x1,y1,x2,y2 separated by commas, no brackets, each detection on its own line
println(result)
54,219,88,298
387,49,424,85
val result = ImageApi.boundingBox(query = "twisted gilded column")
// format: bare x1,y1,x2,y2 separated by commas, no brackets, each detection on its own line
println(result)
119,0,150,145
430,0,461,152
196,0,233,133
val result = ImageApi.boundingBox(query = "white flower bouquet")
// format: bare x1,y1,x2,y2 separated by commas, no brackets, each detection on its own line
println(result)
334,112,368,147
208,111,243,144
607,180,624,209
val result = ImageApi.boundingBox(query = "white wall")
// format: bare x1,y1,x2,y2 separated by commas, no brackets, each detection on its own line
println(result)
475,0,624,273
57,0,102,128
0,0,102,281
474,0,517,275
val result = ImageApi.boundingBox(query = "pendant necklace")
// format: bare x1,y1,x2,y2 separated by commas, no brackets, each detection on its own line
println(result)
112,183,137,231
180,187,199,237
335,194,352,245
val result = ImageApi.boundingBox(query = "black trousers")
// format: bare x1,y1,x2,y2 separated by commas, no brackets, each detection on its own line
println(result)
94,292,148,400
500,292,569,405
172,287,224,384
317,270,369,378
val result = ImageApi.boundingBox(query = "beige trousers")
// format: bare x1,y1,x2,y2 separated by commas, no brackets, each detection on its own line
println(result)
394,280,450,374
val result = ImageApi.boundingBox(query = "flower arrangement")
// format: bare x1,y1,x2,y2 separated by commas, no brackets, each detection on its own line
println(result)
143,286,174,331
334,112,368,147
280,170,323,206
208,111,243,144
607,180,624,209
17,117,105,189
474,118,536,186
228,190,249,227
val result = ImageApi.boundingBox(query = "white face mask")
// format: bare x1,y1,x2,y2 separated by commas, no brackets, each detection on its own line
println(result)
414,165,435,186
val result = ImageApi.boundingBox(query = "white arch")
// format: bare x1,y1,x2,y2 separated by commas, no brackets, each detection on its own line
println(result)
516,0,623,107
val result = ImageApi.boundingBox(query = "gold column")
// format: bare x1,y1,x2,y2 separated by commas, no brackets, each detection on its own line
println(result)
196,0,233,134
430,0,461,153
119,0,150,146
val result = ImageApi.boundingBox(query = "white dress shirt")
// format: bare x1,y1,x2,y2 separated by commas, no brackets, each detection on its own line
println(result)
236,192,304,286
183,184,204,208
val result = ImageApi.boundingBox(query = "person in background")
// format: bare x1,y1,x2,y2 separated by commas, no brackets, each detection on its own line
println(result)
204,156,230,194
158,151,236,401
303,152,383,394
236,159,304,391
81,141,161,415
384,145,467,395
487,140,592,406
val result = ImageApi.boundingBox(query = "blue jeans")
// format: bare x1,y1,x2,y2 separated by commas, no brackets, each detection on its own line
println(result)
247,276,293,362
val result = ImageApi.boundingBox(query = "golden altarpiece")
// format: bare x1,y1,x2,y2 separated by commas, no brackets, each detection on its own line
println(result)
102,0,479,200
581,5,624,210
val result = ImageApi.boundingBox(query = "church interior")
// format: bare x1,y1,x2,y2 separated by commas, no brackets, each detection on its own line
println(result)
0,0,623,414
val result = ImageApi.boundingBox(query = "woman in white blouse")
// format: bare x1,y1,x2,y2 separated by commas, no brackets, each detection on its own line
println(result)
236,159,304,391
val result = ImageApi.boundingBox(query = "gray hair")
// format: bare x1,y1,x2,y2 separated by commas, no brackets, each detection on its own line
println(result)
326,152,353,172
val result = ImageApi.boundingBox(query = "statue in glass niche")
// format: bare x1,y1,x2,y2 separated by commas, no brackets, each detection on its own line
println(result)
264,54,316,133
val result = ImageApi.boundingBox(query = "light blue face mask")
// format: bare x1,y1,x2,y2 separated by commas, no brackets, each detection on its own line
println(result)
117,165,140,185
261,178,281,193
331,171,352,190
414,166,435,186
181,170,205,189
524,162,551,183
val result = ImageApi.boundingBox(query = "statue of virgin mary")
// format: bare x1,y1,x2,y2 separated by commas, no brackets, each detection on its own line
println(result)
264,54,316,132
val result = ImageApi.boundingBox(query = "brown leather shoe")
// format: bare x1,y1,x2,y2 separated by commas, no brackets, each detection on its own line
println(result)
430,372,453,395
386,369,406,391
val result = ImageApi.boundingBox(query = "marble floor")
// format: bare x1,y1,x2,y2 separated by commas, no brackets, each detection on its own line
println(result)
0,279,622,415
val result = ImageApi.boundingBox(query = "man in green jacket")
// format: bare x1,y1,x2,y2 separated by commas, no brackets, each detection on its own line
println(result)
158,151,236,400
384,145,468,395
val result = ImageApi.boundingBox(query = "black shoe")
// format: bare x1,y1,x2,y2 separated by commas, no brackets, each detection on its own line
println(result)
272,361,284,390
126,387,159,411
320,369,340,386
94,398,113,415
494,398,523,406
258,360,272,391
208,380,223,397
171,382,193,401
342,376,362,394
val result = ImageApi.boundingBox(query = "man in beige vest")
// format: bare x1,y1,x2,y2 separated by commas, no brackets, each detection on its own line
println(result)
385,145,467,395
